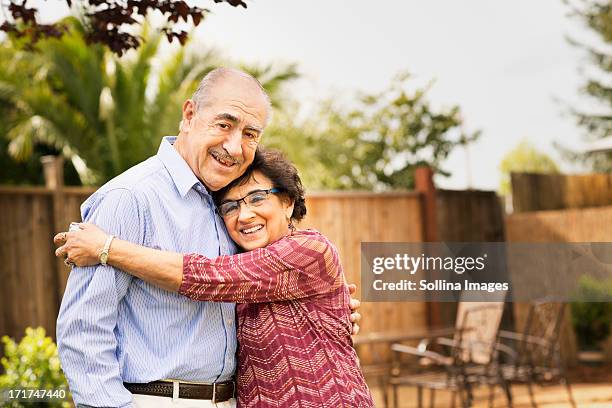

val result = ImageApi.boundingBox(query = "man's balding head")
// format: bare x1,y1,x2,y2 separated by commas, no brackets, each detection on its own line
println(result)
191,67,272,124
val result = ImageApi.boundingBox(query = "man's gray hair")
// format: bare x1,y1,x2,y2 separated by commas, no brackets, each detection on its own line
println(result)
191,67,272,120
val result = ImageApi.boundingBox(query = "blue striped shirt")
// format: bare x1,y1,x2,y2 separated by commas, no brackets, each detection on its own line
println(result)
57,137,238,407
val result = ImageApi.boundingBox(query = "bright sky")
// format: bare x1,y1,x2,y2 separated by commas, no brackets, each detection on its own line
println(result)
15,0,591,190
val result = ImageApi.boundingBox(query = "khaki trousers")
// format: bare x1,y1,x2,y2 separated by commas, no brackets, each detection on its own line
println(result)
132,394,236,407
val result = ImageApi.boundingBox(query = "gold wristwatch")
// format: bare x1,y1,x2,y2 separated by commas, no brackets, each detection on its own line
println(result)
100,235,115,265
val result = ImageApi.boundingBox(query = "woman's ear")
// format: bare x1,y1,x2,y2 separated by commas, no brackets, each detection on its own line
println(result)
285,201,295,220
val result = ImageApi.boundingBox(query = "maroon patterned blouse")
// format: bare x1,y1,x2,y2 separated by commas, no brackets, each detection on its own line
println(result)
180,229,374,407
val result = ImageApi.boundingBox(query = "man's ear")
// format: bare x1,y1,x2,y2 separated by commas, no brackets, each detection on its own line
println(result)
181,99,196,131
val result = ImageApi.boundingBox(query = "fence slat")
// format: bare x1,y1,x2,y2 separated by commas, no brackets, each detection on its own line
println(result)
511,172,612,213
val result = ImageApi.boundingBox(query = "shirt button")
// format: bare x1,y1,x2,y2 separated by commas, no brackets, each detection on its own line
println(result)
226,319,234,326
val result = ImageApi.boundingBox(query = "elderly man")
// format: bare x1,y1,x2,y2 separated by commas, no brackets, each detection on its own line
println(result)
56,68,359,408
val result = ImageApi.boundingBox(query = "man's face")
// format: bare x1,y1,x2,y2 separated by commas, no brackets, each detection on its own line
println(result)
179,76,268,191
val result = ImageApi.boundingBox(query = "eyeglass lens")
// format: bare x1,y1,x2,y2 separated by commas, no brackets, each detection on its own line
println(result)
219,190,272,217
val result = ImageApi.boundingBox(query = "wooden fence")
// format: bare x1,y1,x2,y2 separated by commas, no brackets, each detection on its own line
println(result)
0,188,57,343
437,189,505,242
0,159,508,370
301,191,427,339
0,186,94,340
0,185,430,344
511,172,612,213
506,205,612,363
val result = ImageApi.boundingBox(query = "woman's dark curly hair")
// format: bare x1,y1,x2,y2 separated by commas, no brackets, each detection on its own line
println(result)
211,147,307,222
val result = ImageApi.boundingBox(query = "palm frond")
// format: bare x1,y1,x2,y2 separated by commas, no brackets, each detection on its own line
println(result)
239,63,300,109
147,48,220,143
7,115,64,161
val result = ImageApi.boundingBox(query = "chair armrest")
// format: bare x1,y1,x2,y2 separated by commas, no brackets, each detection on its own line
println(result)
499,330,549,347
498,330,524,341
494,341,518,361
436,337,493,353
435,337,458,348
413,335,461,353
391,343,450,366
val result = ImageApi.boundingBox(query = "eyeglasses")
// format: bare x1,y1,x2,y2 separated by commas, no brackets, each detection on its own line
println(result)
216,188,281,218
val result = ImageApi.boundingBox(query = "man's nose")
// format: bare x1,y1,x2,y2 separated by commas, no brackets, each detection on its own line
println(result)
223,129,243,158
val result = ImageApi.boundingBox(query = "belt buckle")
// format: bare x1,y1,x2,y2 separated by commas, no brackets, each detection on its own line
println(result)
212,382,217,404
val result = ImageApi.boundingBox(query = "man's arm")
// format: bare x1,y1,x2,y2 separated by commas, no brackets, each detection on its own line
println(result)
56,189,145,407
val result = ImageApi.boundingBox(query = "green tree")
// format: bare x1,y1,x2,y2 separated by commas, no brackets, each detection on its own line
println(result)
565,0,612,171
498,139,560,195
1,18,219,184
240,63,300,110
262,104,334,189
264,74,479,191
0,18,299,185
0,31,82,184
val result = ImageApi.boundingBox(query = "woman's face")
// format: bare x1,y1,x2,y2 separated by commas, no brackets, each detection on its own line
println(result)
220,170,293,251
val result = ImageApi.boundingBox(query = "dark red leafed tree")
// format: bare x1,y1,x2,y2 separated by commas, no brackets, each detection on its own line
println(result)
1,0,247,55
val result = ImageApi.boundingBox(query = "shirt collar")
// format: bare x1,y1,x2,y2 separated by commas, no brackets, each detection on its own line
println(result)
157,136,207,198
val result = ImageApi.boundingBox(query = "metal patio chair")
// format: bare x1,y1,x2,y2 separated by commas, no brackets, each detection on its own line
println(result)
389,302,507,408
495,300,576,408
353,328,457,408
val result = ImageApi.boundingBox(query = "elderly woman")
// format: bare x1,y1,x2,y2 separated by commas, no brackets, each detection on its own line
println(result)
54,148,374,407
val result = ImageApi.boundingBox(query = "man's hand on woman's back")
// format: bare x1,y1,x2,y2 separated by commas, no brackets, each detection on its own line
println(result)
347,283,361,335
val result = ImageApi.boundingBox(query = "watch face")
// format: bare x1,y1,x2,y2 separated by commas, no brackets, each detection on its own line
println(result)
100,253,109,264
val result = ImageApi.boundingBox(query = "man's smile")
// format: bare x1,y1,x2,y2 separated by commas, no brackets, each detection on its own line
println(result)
210,150,238,168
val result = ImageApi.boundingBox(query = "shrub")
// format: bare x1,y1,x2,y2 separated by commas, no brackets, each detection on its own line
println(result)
0,327,70,407
571,276,612,349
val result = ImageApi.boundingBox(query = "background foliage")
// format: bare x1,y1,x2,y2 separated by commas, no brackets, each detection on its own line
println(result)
565,0,612,171
571,276,612,349
1,18,475,190
264,74,479,190
0,327,70,407
0,18,298,185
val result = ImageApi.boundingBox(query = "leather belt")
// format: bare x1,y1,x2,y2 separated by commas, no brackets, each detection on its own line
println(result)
124,380,235,402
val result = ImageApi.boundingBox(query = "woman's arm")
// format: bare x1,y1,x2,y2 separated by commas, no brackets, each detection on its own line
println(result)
55,224,343,303
180,231,343,303
54,223,183,292
108,240,183,292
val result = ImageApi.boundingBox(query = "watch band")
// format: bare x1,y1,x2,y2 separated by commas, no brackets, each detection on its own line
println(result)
100,235,115,265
